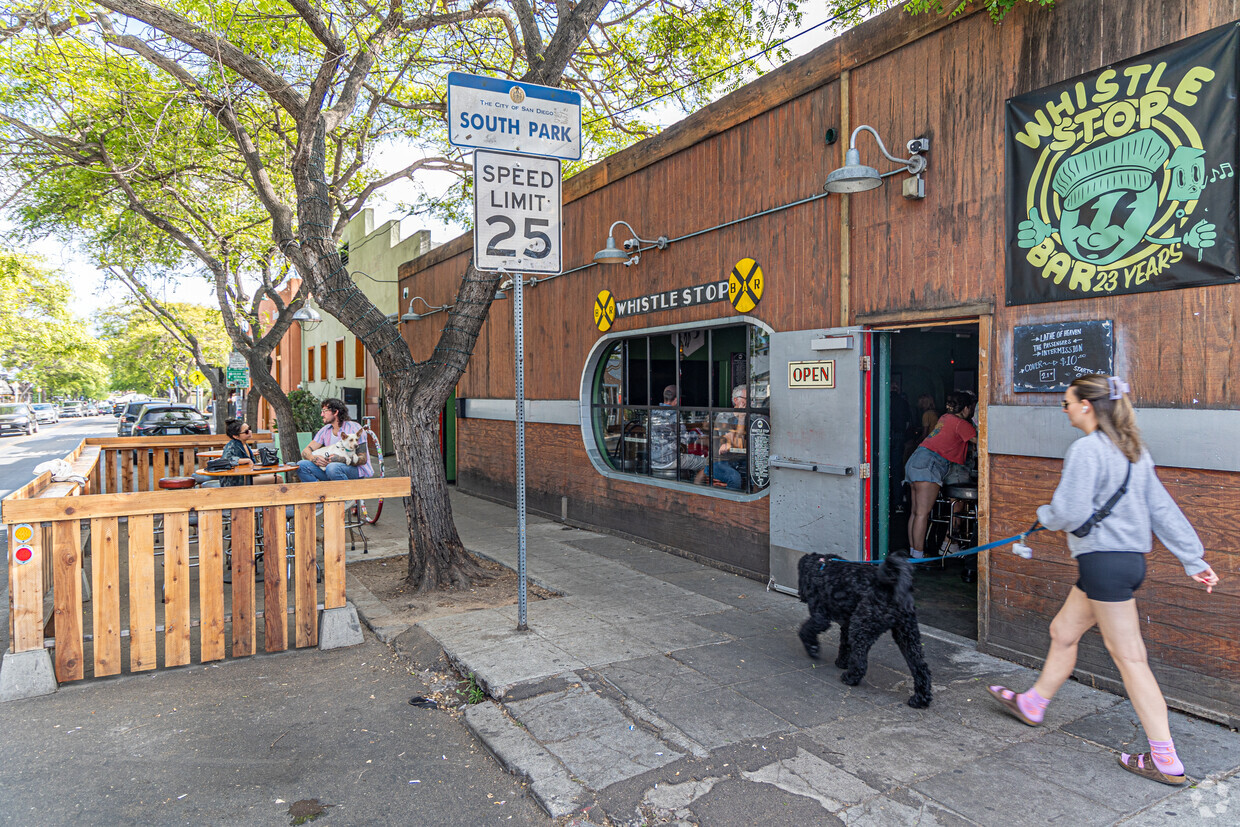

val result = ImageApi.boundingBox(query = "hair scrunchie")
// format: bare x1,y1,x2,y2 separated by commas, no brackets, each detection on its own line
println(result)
1107,376,1130,400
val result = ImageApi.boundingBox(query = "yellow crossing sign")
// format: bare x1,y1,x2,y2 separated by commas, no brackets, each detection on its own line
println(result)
728,258,764,313
594,289,617,332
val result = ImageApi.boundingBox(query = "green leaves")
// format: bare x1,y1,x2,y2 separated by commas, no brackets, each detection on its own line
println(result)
98,301,228,396
0,249,106,398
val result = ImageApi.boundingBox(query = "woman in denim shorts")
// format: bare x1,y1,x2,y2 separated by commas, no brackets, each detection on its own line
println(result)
904,391,976,557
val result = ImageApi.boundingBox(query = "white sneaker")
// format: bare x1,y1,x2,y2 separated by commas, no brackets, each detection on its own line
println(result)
940,541,961,554
910,549,925,559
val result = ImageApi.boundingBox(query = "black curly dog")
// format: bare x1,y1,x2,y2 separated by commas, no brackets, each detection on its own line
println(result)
797,553,932,708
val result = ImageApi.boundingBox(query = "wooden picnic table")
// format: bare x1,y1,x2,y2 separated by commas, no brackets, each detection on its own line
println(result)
195,462,301,482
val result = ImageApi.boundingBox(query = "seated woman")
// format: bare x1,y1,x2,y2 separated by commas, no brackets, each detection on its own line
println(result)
218,419,258,487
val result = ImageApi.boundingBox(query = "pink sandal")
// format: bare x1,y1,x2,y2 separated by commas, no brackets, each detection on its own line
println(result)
1118,752,1187,786
987,685,1040,726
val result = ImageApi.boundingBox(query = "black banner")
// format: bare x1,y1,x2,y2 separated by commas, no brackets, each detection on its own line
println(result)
613,280,730,318
1006,24,1240,305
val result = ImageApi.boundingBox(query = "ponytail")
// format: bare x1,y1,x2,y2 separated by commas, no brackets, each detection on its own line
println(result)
1069,374,1143,463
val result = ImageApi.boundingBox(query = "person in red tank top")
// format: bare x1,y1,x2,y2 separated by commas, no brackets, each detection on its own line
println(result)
904,391,977,557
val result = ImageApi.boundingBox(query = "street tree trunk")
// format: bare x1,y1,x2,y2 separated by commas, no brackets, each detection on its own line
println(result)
292,127,495,591
248,352,302,463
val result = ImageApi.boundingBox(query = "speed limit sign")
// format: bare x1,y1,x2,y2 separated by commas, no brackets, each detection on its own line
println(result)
474,149,562,274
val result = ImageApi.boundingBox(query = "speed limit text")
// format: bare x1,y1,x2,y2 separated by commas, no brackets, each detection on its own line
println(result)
479,161,557,210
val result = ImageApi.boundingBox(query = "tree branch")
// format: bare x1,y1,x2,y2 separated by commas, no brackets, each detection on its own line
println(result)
94,0,308,117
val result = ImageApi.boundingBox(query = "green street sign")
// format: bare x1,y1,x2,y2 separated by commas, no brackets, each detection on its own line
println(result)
226,367,249,388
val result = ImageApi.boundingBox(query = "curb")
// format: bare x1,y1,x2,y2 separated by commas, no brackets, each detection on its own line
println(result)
463,702,588,819
346,577,410,645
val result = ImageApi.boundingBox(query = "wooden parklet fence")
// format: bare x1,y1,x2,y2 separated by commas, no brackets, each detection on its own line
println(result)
3,435,408,686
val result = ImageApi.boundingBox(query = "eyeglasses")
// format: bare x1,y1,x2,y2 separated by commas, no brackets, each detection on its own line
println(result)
1060,400,1071,410
241,428,252,434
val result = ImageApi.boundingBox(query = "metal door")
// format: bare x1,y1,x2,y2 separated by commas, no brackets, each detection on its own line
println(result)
768,326,873,593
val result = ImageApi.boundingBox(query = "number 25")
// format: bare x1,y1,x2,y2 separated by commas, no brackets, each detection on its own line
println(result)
486,216,552,259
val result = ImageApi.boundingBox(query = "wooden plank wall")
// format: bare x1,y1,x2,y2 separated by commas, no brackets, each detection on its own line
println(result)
393,0,1240,716
990,454,1240,723
457,419,770,576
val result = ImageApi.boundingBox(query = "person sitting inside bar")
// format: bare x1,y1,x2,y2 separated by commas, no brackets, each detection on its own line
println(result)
298,398,373,482
697,385,747,490
650,385,708,479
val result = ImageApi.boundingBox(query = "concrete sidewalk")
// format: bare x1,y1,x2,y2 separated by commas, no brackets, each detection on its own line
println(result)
358,490,1240,824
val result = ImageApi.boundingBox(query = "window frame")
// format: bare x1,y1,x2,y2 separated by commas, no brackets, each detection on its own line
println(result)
335,338,346,379
579,315,772,502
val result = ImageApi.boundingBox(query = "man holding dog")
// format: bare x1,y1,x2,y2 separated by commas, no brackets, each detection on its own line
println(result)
298,398,373,482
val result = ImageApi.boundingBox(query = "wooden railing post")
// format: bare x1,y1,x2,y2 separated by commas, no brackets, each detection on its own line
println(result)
8,522,45,653
51,519,84,682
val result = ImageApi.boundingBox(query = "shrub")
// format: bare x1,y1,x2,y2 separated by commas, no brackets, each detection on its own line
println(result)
288,388,321,432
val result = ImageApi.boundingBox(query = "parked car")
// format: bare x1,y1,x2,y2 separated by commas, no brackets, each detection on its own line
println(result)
59,402,83,418
131,404,210,437
117,401,150,436
31,403,59,425
0,403,39,436
112,401,126,416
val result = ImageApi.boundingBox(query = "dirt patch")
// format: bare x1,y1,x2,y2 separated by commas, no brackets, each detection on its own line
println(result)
348,555,559,626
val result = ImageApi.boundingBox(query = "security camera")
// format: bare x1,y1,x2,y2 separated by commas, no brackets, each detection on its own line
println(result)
622,238,641,252
907,137,929,155
623,254,640,267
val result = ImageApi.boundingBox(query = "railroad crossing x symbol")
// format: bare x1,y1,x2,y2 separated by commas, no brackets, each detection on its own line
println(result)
594,289,617,332
728,258,764,313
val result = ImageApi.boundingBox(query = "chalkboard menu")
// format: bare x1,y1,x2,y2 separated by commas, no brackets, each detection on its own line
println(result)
1013,321,1114,392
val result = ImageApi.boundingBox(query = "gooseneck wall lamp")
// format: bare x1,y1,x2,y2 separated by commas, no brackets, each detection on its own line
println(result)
824,125,928,197
593,220,670,267
400,296,452,322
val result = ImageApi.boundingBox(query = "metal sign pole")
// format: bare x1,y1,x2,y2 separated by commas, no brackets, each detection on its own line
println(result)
511,267,529,632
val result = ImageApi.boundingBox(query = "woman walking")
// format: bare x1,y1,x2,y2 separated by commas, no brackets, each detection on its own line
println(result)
988,375,1219,785
904,390,976,557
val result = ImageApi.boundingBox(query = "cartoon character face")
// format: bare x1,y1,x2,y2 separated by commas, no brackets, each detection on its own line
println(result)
1166,146,1206,201
1059,184,1160,265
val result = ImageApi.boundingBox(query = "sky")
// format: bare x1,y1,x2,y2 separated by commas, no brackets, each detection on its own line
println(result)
18,0,859,324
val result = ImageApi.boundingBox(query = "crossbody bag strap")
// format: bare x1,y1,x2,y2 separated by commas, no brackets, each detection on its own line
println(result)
1071,462,1132,538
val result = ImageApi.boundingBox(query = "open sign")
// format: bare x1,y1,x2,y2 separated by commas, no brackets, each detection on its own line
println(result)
788,360,836,388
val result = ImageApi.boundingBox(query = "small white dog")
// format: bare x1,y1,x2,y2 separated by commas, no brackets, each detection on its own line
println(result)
312,432,360,464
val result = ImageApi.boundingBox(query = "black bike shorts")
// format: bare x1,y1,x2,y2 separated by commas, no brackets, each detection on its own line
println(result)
1075,551,1147,602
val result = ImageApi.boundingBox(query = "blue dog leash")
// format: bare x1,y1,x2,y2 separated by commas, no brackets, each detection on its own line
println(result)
848,521,1047,565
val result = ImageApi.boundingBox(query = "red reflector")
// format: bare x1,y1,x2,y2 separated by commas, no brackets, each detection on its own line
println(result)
15,546,33,563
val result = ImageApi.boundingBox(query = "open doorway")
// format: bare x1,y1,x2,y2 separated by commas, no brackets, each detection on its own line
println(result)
871,322,981,639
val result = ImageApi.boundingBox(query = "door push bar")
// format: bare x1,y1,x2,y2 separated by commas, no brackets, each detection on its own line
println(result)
769,455,855,476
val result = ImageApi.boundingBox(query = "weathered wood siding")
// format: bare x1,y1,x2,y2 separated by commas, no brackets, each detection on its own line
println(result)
457,419,770,576
990,454,1240,724
399,0,1240,717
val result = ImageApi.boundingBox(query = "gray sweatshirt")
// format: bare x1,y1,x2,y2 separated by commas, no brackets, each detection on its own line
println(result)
1035,430,1209,576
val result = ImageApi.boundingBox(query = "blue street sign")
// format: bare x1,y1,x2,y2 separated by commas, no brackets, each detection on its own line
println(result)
448,72,582,161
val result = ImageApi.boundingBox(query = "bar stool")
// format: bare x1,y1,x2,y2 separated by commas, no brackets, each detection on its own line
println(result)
155,477,200,577
940,484,978,550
